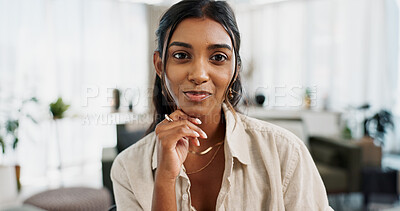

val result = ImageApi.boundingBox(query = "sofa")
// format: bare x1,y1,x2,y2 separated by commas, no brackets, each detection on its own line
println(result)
309,136,362,193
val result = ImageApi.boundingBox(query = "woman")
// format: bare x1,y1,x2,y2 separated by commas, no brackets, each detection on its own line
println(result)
111,0,333,210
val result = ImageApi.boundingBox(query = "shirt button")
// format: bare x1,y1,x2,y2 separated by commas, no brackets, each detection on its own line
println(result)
182,193,189,201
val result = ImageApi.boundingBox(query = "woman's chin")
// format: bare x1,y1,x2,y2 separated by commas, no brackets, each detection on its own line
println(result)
180,106,208,118
178,102,221,118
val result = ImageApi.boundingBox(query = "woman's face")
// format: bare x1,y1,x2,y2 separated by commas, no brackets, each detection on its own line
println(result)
155,18,235,118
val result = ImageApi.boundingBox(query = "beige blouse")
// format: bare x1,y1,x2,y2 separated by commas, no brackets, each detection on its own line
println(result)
111,104,333,211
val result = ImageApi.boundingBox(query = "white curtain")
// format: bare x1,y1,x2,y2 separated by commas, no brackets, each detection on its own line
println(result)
236,0,399,111
0,0,149,113
0,0,149,185
236,0,400,151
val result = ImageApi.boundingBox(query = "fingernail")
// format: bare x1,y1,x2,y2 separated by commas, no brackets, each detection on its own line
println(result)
194,131,200,137
195,118,202,124
196,139,200,146
201,131,208,139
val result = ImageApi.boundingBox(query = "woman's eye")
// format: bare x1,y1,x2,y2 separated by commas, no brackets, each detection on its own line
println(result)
173,52,189,59
211,54,227,62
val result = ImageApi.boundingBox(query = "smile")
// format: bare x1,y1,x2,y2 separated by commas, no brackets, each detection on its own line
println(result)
183,91,212,102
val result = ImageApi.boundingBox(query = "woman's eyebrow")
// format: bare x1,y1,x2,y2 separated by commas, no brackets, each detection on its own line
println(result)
169,41,192,49
207,44,232,51
169,42,232,51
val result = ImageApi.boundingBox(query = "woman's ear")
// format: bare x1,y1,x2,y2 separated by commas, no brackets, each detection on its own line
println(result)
232,56,241,81
153,51,163,77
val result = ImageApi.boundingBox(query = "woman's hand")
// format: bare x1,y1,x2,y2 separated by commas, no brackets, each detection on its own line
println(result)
154,110,207,181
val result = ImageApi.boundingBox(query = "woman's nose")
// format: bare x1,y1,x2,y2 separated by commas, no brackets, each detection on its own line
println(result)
188,59,210,85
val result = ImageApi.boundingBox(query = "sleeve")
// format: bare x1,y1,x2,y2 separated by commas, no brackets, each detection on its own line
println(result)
282,141,334,211
110,157,144,210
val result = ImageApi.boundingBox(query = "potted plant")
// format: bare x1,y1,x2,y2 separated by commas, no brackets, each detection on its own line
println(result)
0,134,17,204
364,109,394,146
304,87,314,109
0,161,18,203
49,97,70,187
0,97,38,158
50,97,70,120
0,97,38,202
2,120,21,191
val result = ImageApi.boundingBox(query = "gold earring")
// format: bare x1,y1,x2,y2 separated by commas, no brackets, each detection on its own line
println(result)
228,88,234,100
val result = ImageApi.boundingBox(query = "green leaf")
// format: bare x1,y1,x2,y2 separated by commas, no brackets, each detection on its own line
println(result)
26,114,38,124
50,97,70,119
0,136,5,154
6,120,19,134
23,97,39,104
13,137,19,150
342,126,352,139
30,97,39,103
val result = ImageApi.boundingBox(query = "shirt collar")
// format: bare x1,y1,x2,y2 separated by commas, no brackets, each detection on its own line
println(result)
152,141,157,170
151,103,251,170
222,103,251,165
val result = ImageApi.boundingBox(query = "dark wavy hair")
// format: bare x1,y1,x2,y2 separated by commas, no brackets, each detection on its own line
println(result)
145,0,243,135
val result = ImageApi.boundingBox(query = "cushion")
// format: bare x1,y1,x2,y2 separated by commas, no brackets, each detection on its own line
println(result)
312,145,340,166
316,162,348,193
24,187,111,211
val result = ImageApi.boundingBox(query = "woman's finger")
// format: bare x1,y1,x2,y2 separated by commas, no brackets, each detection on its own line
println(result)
188,137,200,147
157,125,201,149
159,119,207,139
178,137,199,147
168,110,202,125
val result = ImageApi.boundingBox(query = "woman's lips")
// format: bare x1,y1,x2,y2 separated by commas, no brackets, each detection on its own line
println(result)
183,91,211,102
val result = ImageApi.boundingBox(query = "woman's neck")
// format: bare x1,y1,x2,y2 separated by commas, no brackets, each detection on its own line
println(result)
193,107,226,149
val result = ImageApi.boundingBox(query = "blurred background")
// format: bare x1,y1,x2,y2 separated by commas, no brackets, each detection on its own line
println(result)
0,0,399,210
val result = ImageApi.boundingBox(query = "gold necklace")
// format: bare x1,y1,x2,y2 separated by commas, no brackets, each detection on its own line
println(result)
188,141,224,155
185,143,223,175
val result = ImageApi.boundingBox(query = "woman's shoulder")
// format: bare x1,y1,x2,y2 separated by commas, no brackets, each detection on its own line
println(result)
236,113,312,179
235,112,308,160
237,112,302,144
110,132,156,208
